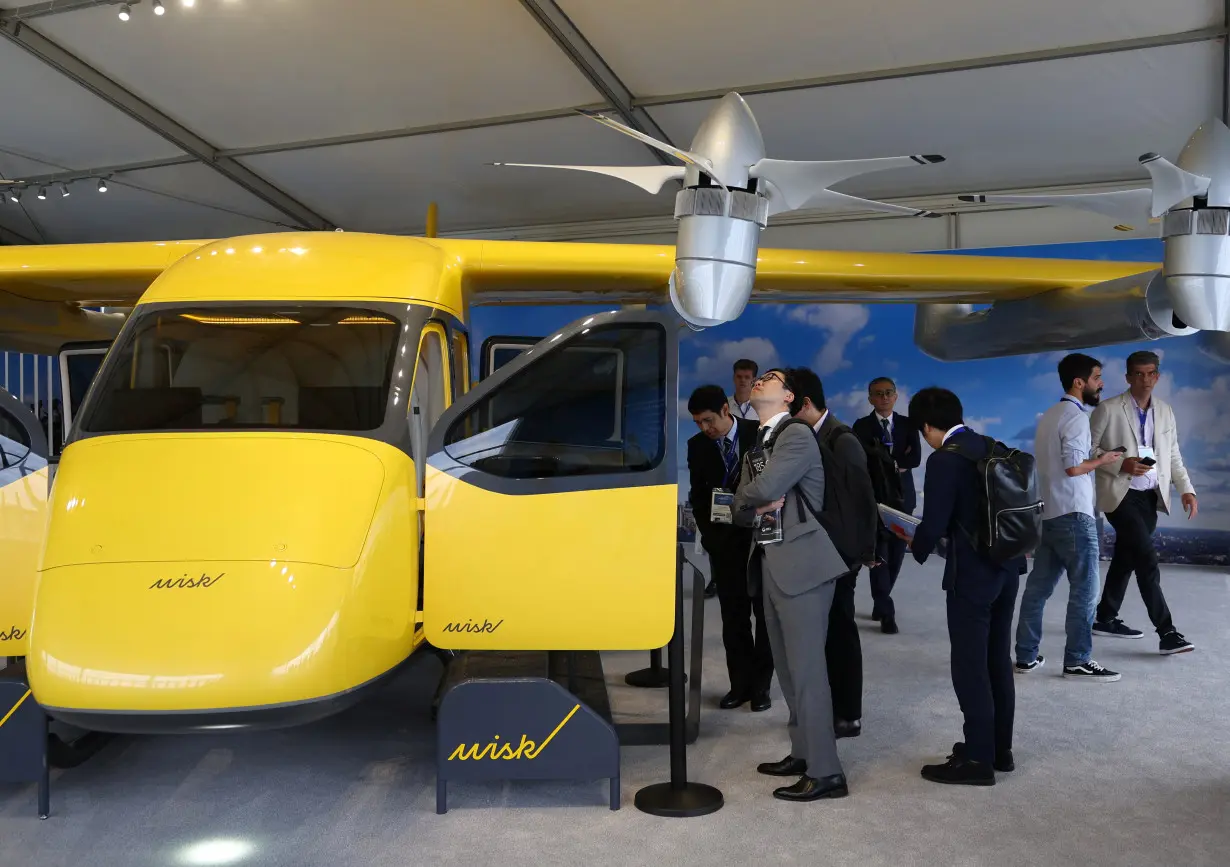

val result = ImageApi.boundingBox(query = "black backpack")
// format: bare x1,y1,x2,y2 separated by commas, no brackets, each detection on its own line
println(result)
860,437,904,511
766,418,875,567
942,434,1044,563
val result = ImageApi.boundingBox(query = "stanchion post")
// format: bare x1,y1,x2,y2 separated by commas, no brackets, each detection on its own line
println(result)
633,545,723,817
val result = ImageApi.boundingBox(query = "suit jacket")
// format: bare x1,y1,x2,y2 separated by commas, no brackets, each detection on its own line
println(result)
817,412,880,565
1089,390,1195,515
912,429,1025,590
732,418,848,594
687,418,758,554
852,410,921,514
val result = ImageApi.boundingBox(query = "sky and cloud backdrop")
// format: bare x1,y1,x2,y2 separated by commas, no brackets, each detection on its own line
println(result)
469,238,1230,561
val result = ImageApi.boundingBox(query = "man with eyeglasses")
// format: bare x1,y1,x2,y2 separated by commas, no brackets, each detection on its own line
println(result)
1088,350,1197,655
734,368,851,802
852,377,921,633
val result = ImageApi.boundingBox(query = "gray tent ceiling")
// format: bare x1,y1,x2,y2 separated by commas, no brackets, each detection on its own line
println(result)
0,0,1223,244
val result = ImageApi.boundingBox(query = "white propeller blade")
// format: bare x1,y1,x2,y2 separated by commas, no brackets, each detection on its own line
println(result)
766,184,940,219
958,189,1154,226
491,163,685,195
1139,153,1210,216
575,108,731,188
753,154,944,215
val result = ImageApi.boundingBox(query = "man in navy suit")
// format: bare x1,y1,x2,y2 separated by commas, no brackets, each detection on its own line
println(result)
852,377,921,634
687,385,773,711
909,387,1023,787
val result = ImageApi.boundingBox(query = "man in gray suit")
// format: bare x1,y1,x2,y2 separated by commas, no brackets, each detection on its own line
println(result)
733,367,851,802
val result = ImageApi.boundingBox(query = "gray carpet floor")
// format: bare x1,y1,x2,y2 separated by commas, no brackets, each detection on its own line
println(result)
3,559,1228,867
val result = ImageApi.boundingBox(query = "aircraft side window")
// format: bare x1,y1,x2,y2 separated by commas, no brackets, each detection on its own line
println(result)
443,324,665,479
412,327,449,433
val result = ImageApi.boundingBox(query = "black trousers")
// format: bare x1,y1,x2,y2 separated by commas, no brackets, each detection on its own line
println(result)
947,566,1018,765
710,542,774,696
1097,488,1174,635
870,533,906,618
826,570,862,722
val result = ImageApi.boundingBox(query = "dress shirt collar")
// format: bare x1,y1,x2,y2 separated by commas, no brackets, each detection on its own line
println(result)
941,424,966,445
760,410,791,435
811,409,830,435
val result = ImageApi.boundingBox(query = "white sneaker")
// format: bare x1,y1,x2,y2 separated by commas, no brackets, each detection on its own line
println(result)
1062,660,1121,682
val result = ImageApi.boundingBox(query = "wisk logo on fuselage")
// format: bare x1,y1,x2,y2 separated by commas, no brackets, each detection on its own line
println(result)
149,572,225,590
448,704,581,762
441,618,503,634
0,626,27,641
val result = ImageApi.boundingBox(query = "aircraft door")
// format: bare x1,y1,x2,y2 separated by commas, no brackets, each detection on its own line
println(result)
423,310,678,651
0,387,50,657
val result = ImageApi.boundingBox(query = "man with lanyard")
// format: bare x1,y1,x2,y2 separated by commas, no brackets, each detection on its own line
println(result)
734,369,850,802
728,358,758,421
687,385,773,711
853,376,921,633
1088,350,1197,654
1014,354,1123,682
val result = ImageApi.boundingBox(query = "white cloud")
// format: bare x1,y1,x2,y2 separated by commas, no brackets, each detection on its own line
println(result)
783,304,871,375
826,383,914,423
1164,374,1230,445
693,337,780,383
965,416,1002,432
858,334,876,348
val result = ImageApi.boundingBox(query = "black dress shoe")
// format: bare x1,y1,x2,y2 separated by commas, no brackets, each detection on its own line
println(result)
921,756,995,786
757,755,807,776
704,579,718,599
881,616,899,634
773,774,849,801
750,692,772,712
834,718,862,739
719,691,748,710
949,741,1014,772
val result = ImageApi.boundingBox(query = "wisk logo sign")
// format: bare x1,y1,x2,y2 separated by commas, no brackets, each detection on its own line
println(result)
0,626,27,642
447,703,580,761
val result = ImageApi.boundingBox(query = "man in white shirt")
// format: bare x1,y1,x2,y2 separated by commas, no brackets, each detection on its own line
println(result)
728,358,758,421
1089,350,1197,655
1014,354,1123,682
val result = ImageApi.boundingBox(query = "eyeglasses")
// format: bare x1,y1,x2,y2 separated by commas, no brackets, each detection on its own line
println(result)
754,372,787,387
871,389,896,398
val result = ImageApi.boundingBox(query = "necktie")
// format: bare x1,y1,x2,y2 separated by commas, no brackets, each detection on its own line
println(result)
880,417,890,438
755,425,770,449
721,435,738,480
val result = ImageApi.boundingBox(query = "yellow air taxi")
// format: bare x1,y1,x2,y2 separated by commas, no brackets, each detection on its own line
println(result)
0,231,1152,733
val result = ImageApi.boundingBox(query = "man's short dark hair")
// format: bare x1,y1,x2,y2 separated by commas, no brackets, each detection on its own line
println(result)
868,376,896,391
1126,350,1161,372
733,358,758,376
1058,353,1102,391
786,367,826,416
908,387,964,431
687,385,729,416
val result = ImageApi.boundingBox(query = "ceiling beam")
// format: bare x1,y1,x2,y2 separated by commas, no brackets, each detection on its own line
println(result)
0,19,334,230
516,0,676,165
0,26,1222,190
0,0,122,23
636,26,1230,107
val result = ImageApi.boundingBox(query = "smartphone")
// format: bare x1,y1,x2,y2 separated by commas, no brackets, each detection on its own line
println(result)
1138,456,1157,467
1110,446,1127,453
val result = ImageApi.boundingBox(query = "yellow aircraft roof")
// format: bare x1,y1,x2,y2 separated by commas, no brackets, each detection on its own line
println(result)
0,230,1156,352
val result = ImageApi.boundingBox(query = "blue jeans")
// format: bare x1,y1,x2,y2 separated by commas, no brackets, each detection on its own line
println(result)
1014,512,1100,668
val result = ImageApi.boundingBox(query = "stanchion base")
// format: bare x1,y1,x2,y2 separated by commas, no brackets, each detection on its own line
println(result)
634,782,723,817
624,667,672,688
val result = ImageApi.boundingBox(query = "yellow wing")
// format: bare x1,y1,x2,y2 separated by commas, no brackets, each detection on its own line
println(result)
0,235,1155,353
0,240,209,353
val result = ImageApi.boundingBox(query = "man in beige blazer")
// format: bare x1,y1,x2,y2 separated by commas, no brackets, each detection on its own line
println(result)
1089,350,1197,655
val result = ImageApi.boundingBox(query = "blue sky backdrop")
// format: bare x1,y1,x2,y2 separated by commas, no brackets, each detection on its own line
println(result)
469,238,1230,541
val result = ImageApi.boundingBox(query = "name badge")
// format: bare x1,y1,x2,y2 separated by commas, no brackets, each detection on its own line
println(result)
711,489,734,525
755,508,783,545
1138,446,1156,462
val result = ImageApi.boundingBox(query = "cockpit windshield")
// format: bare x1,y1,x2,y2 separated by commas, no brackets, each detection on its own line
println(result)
80,305,403,434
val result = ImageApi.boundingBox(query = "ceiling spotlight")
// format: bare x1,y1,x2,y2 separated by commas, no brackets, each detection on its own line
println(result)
9,189,21,203
37,187,47,200
153,0,165,14
118,3,131,21
97,179,109,193
59,183,70,198
182,0,195,6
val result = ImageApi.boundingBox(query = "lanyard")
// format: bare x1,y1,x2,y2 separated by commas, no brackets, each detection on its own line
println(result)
1135,405,1151,447
1060,396,1084,411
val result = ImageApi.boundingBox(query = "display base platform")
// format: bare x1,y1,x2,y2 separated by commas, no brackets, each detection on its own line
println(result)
633,781,724,818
